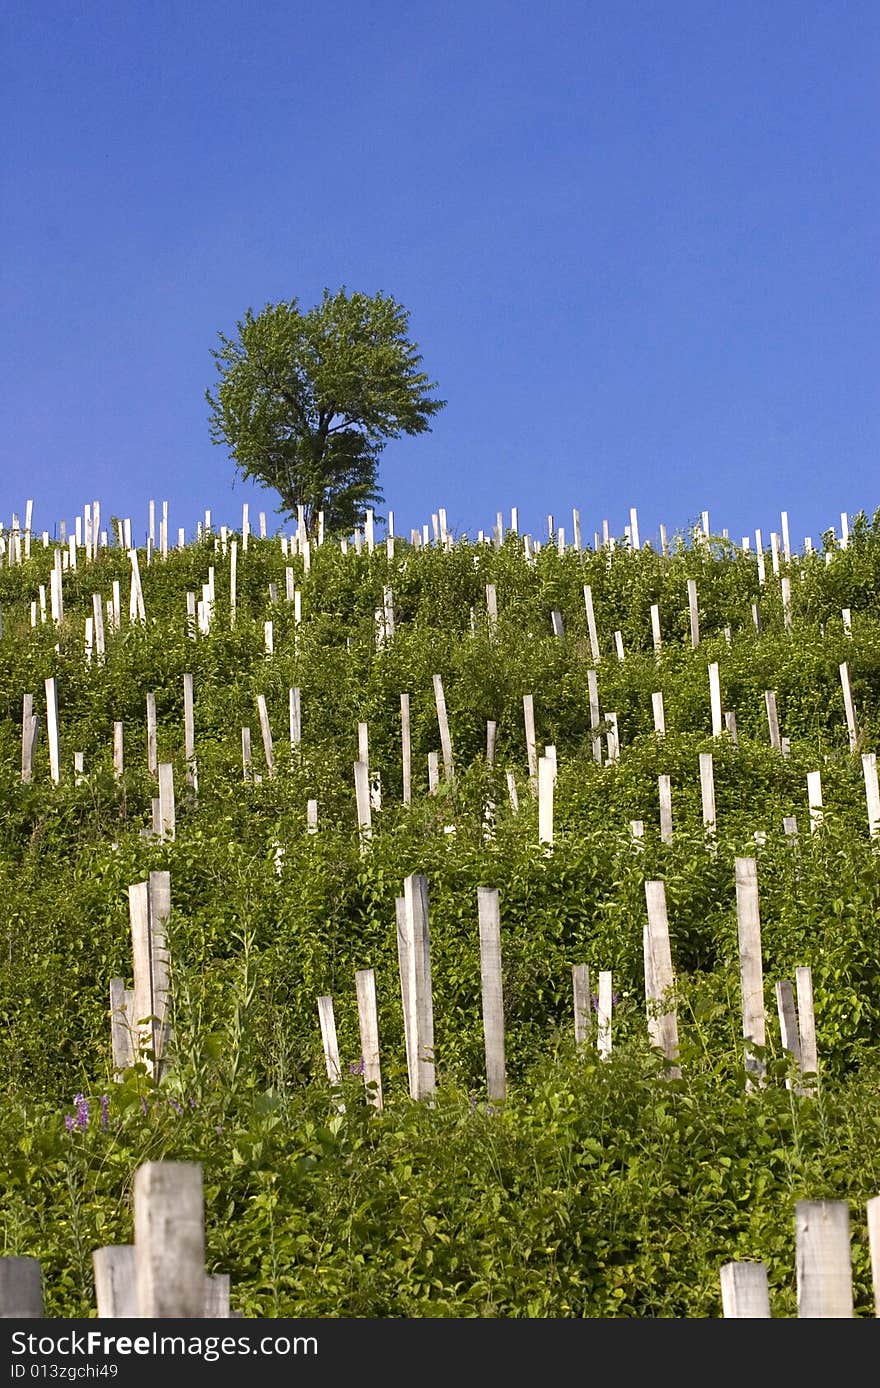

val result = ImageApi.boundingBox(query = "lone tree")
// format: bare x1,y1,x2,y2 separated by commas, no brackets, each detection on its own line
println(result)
206,287,445,537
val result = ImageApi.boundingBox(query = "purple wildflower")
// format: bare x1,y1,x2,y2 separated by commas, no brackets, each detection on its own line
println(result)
73,1093,90,1131
348,1058,366,1077
100,1095,109,1132
170,1100,183,1115
140,1096,149,1116
63,1114,75,1132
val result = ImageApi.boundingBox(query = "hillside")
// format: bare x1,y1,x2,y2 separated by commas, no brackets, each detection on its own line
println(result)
1,502,879,1318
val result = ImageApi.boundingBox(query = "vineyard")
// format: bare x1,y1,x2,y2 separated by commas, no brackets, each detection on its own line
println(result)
2,498,880,1318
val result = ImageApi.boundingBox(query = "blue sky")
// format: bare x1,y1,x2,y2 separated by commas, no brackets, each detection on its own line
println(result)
2,1,878,550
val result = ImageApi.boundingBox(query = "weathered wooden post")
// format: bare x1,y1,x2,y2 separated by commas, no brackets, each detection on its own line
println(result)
21,692,38,783
355,968,383,1109
0,1257,43,1317
583,585,601,663
146,692,158,777
183,673,197,795
775,979,802,1089
588,668,602,764
255,694,275,777
402,873,435,1100
134,1161,206,1318
109,977,136,1077
354,759,372,848
572,964,591,1045
597,970,613,1059
45,675,60,784
537,754,554,847
241,727,252,782
807,770,824,832
795,1200,853,1317
113,720,124,778
522,692,538,790
643,881,681,1078
699,752,716,835
764,690,782,751
477,887,506,1103
659,774,673,843
433,674,454,782
289,686,302,761
867,1195,880,1317
652,691,666,736
687,578,700,648
317,995,344,1108
735,857,766,1090
719,1261,772,1317
486,583,498,634
862,752,880,838
839,661,859,751
157,763,176,841
795,965,818,1094
708,662,723,737
400,693,412,805
93,1245,137,1317
650,603,662,654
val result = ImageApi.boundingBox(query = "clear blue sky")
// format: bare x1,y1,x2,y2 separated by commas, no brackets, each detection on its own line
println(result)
2,0,878,549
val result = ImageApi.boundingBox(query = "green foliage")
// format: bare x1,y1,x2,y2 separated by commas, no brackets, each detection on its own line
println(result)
206,289,445,535
3,514,880,1315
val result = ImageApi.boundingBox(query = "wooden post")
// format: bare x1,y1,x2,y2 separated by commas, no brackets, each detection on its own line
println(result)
643,881,681,1078
204,1274,231,1318
687,578,700,648
839,661,859,751
229,539,237,627
523,693,538,789
735,857,766,1090
241,727,252,782
0,1257,43,1317
588,668,602,764
659,774,673,843
92,591,106,662
477,887,506,1102
93,1245,137,1317
485,583,498,634
21,693,38,783
720,1262,771,1317
505,769,519,813
652,692,666,735
775,979,802,1089
288,686,302,759
399,693,412,806
183,673,197,794
129,882,155,1073
395,896,415,1096
317,995,343,1098
795,965,818,1093
867,1196,880,1317
860,753,880,838
699,752,716,834
807,771,823,832
355,968,383,1109
134,1161,206,1318
45,676,60,784
354,758,372,847
650,603,662,653
537,755,554,847
433,674,454,782
255,694,275,776
402,872,435,1100
109,977,135,1077
613,630,625,661
146,692,158,776
724,710,738,745
764,690,782,751
157,763,176,841
597,970,613,1059
708,662,723,737
781,576,792,630
112,720,124,778
148,870,172,1074
795,1200,853,1317
572,964,591,1045
583,585,601,663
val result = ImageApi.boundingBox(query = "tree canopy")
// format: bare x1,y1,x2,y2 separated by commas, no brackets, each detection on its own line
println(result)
206,287,446,536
